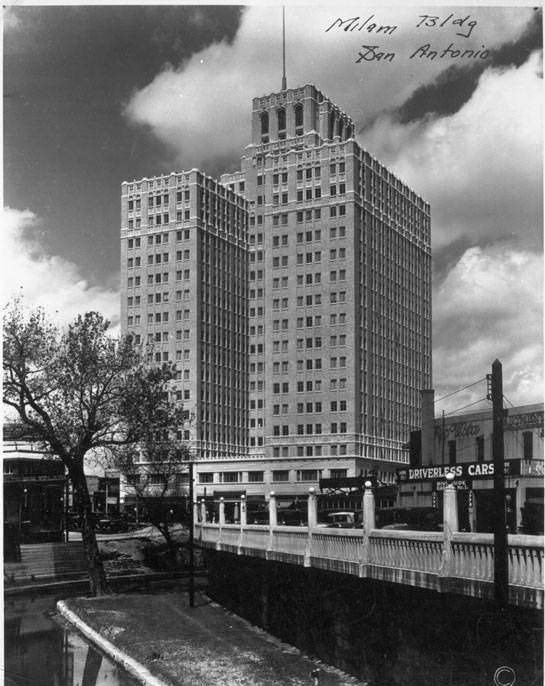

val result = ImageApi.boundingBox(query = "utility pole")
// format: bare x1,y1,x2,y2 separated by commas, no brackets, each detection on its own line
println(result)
491,359,508,607
441,410,446,465
188,459,195,608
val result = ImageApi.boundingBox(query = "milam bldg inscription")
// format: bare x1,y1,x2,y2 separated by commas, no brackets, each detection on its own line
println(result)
326,13,490,63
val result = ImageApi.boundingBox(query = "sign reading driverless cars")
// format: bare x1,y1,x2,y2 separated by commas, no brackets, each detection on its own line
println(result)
397,461,519,483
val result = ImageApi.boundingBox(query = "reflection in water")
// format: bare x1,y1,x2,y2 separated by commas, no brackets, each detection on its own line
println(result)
4,595,138,686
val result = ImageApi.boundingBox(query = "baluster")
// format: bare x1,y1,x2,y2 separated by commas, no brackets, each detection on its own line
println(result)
513,547,521,586
487,544,494,581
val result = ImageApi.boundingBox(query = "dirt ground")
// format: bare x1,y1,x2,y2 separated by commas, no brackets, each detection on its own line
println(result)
64,592,365,686
98,537,153,576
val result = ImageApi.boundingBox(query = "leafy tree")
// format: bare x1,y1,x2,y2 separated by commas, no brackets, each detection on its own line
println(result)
113,439,192,564
3,300,184,595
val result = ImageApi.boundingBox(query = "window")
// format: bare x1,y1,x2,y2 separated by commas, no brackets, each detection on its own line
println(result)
298,470,318,482
523,431,533,459
330,469,347,479
295,103,303,132
222,472,239,483
248,471,264,483
277,107,286,132
199,473,214,484
261,112,269,138
273,470,289,482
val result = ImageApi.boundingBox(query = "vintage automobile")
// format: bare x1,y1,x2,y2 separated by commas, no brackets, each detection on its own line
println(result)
375,506,442,531
326,511,359,528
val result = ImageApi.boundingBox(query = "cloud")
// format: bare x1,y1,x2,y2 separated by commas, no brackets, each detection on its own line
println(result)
124,5,533,171
1,207,120,329
395,8,542,123
3,6,22,31
362,52,543,251
433,245,543,414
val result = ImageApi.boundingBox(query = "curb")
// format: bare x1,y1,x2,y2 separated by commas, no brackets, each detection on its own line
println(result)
56,600,171,686
6,570,206,596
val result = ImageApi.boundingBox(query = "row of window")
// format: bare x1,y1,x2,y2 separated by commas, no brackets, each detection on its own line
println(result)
128,190,190,211
290,423,348,434
198,466,347,485
127,230,191,249
271,444,348,457
127,250,191,268
297,206,346,222
127,211,192,230
256,161,346,182
269,379,348,402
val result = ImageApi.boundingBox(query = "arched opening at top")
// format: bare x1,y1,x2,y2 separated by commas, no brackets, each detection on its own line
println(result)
277,107,286,139
277,108,286,138
295,103,304,135
328,112,336,141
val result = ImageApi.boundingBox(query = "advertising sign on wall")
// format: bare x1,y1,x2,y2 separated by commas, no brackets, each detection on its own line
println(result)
397,460,521,483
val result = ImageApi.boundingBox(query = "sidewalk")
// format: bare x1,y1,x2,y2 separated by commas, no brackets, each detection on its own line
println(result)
59,592,364,686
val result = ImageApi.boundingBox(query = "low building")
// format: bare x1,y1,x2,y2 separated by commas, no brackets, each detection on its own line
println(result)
3,425,66,548
397,403,544,533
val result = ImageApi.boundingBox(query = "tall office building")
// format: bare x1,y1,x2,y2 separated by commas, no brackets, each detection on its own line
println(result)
120,83,431,507
121,170,248,461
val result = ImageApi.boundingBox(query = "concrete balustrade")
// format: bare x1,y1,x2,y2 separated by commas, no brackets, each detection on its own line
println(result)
195,481,544,610
268,491,277,529
307,487,317,529
440,473,458,579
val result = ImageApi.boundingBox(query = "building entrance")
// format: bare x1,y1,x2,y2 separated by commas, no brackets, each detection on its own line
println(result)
474,488,517,533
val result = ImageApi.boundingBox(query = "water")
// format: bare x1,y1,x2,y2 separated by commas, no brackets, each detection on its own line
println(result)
4,594,139,686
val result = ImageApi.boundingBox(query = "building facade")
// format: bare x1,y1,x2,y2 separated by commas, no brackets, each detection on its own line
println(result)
3,425,65,549
120,84,432,508
121,169,248,461
397,403,544,533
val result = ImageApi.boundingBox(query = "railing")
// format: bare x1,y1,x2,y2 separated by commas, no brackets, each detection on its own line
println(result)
196,522,544,609
270,526,308,557
370,529,444,575
451,532,543,589
195,486,544,609
311,528,364,564
240,525,269,551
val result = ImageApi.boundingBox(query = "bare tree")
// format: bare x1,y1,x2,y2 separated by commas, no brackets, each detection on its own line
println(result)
3,300,183,595
114,439,191,562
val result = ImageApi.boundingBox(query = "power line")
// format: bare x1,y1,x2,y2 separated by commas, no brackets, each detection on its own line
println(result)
435,378,486,404
444,397,489,416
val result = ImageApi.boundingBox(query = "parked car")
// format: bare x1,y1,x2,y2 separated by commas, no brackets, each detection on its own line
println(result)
97,517,130,533
375,507,442,531
326,512,358,528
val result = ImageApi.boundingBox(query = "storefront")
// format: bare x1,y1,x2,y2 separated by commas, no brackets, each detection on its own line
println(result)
398,455,543,533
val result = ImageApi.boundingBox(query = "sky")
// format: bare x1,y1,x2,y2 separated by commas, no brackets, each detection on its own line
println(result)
2,3,543,418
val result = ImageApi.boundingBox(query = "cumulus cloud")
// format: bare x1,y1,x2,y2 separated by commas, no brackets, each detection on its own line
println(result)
362,53,543,251
395,9,542,124
433,245,543,414
124,5,533,171
3,6,22,31
1,207,120,329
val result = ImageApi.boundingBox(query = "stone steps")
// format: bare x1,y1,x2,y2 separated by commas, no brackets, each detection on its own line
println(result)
5,542,87,582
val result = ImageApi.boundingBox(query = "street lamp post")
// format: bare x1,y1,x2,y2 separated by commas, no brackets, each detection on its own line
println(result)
187,457,195,608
